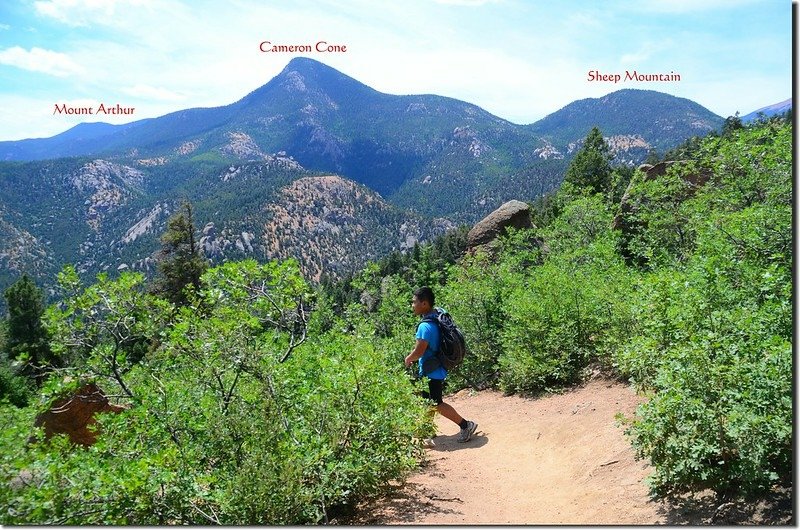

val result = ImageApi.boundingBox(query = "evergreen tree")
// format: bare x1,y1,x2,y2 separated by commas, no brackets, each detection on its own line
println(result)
564,126,613,195
152,202,208,306
3,274,54,384
722,112,743,136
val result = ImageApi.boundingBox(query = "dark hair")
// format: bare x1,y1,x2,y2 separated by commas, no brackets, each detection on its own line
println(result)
414,286,435,307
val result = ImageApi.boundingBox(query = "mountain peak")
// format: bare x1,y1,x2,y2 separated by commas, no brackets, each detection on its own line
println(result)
530,89,723,153
742,98,792,122
240,57,377,106
280,56,332,73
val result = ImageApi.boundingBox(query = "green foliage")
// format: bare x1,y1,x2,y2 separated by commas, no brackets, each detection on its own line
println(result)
378,226,470,288
622,163,701,267
628,321,791,498
0,322,26,406
1,258,430,525
0,403,200,525
439,251,510,390
614,120,792,498
44,267,169,399
0,361,33,407
3,274,54,383
373,275,417,340
619,256,791,497
608,165,634,205
497,230,633,394
564,127,613,194
151,202,209,307
321,226,471,339
528,190,561,229
721,113,744,136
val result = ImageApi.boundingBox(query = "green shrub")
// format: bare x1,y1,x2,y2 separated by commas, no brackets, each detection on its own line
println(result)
0,361,32,407
496,198,634,394
628,334,791,498
439,251,513,390
0,259,430,525
617,120,792,498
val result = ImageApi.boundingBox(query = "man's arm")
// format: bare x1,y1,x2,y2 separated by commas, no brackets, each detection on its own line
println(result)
405,339,428,367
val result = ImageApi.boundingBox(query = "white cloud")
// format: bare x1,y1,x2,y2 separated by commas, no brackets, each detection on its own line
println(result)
122,84,185,102
434,0,501,6
33,0,153,27
0,46,85,77
632,0,760,14
566,12,603,30
0,24,11,30
620,40,674,66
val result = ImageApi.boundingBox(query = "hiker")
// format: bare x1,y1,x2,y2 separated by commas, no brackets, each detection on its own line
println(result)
405,286,477,443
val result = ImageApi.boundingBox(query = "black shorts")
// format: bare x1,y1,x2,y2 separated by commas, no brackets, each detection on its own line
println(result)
421,378,445,405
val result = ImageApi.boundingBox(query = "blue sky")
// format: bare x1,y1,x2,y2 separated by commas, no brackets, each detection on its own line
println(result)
0,0,792,141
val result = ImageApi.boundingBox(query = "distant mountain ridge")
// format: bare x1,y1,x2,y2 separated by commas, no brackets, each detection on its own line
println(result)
741,98,792,122
0,58,727,220
529,89,723,163
0,57,731,300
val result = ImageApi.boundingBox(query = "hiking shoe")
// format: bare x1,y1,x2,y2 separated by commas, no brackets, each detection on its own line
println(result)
457,420,477,443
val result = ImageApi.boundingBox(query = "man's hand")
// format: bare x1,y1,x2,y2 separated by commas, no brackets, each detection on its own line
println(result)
405,339,428,368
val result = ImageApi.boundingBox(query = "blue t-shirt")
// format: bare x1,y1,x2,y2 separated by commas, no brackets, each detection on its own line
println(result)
416,311,447,380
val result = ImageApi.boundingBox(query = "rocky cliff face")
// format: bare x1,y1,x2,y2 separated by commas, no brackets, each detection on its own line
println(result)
257,176,453,280
566,134,653,165
68,160,145,231
0,207,53,276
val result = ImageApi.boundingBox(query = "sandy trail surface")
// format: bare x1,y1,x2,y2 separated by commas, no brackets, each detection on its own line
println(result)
350,377,792,525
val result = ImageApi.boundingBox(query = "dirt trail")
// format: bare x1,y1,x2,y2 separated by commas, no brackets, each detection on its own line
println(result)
350,377,792,525
351,377,662,524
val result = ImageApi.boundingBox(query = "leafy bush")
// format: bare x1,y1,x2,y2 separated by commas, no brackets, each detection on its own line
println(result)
0,361,32,407
617,120,792,498
628,329,791,498
495,196,634,394
497,249,632,394
0,259,430,525
439,250,512,390
621,248,791,498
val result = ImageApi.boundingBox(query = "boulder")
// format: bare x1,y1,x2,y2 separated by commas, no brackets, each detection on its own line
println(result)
640,160,710,186
613,162,712,231
612,161,712,259
33,382,126,446
467,200,534,251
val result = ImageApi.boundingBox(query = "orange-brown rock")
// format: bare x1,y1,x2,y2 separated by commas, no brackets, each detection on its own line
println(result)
33,383,126,446
467,200,534,250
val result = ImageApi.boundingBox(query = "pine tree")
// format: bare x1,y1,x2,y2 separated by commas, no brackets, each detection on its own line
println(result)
3,274,54,384
152,202,208,306
722,112,744,136
564,126,613,195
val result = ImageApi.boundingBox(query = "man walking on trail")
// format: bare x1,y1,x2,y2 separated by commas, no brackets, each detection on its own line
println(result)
405,286,477,443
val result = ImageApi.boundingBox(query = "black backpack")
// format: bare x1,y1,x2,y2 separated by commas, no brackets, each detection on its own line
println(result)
418,307,467,374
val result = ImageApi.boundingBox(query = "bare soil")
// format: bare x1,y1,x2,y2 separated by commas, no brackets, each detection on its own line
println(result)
348,377,793,525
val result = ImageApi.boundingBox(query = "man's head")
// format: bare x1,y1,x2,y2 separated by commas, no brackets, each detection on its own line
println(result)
412,286,435,316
